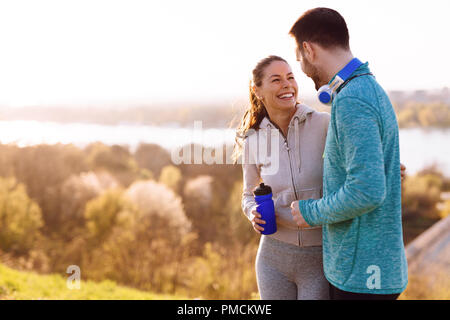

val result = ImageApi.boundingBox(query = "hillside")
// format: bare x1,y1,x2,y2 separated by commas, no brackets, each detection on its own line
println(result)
0,263,185,300
399,216,450,299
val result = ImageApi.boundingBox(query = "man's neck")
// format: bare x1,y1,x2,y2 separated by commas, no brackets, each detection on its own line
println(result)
321,50,355,84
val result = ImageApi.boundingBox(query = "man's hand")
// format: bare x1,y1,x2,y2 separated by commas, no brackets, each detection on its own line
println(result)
290,201,311,228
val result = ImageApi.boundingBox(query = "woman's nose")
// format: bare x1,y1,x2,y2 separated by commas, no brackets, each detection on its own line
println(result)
281,78,290,88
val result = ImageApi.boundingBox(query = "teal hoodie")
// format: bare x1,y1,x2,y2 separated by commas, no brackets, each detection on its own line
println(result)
298,62,408,294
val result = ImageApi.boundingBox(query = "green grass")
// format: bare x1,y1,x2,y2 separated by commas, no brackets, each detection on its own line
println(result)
0,263,186,300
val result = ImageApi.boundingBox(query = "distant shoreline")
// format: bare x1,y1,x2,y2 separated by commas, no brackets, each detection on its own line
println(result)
0,120,448,177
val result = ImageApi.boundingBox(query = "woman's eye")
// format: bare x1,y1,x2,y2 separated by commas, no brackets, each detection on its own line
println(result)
289,77,295,80
272,79,280,82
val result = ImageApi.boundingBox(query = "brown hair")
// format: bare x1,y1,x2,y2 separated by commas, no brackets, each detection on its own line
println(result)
232,55,287,163
289,7,349,51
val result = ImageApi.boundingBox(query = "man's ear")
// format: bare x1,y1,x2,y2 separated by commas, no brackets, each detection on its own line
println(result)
302,41,316,62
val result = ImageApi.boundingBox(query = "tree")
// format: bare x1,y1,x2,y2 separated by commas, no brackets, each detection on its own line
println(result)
183,175,217,243
222,181,258,245
82,181,194,293
134,143,172,178
86,143,139,187
59,171,120,239
125,179,191,239
159,165,182,194
402,174,443,219
0,177,43,254
84,189,135,244
11,144,88,232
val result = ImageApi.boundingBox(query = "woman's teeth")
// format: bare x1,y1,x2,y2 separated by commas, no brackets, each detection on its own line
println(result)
278,93,294,99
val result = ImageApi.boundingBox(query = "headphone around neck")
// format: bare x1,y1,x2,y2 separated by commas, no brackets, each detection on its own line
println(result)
317,58,371,105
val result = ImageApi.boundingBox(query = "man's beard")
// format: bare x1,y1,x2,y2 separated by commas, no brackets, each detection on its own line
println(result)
302,57,325,90
311,74,322,91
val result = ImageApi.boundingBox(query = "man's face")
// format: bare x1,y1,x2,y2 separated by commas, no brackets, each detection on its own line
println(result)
296,45,322,91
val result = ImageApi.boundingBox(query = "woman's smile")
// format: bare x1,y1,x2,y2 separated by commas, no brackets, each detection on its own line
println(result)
277,92,295,101
255,60,299,111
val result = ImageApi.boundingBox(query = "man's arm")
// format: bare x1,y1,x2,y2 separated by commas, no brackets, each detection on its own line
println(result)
298,97,387,226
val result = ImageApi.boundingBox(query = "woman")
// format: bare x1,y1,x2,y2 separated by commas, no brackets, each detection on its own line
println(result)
235,55,330,300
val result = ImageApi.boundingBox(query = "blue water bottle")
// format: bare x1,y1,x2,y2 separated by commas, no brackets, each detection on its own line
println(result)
254,183,277,235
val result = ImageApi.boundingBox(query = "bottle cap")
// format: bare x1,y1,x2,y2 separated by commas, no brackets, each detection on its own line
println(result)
253,183,272,196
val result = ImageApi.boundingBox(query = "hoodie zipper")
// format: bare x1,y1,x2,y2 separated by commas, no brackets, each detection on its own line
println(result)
284,133,303,247
286,119,305,246
265,105,310,247
266,117,299,200
284,138,298,200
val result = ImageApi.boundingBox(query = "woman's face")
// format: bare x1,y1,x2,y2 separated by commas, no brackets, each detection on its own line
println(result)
255,60,298,112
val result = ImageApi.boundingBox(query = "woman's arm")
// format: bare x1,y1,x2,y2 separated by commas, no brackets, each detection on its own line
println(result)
242,161,260,220
241,136,268,233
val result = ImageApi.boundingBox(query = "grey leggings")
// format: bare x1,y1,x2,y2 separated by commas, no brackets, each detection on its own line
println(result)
256,235,329,300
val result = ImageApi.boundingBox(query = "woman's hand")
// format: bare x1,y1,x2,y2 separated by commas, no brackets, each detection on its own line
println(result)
400,163,406,181
250,210,265,234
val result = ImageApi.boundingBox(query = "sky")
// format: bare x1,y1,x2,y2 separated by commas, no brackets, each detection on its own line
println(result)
0,0,449,107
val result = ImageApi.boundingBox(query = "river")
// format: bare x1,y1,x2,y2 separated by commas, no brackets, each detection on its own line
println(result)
0,120,449,176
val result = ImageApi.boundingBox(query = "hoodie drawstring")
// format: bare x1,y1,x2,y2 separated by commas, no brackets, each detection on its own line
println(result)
294,117,301,173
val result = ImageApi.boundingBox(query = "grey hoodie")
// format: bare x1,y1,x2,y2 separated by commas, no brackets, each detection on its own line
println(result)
242,103,330,246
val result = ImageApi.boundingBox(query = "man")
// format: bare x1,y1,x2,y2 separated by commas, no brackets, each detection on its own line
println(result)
289,8,408,300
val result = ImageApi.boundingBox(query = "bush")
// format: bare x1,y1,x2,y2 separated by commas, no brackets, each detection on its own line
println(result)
59,171,120,239
86,143,139,187
184,242,258,299
84,189,135,244
402,173,443,219
81,181,194,293
159,165,182,194
183,175,215,243
11,144,88,232
0,145,18,178
396,102,450,128
0,177,43,255
439,200,450,219
125,180,191,238
223,181,258,245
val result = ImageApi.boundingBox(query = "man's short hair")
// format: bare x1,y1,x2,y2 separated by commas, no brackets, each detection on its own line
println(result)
289,7,350,51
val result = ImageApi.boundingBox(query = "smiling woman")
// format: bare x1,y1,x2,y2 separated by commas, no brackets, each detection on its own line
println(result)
252,60,299,137
235,55,331,300
234,56,294,149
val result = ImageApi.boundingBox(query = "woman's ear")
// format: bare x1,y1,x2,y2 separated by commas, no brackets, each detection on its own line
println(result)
253,85,263,100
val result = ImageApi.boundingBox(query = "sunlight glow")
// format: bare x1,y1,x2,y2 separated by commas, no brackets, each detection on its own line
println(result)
0,0,448,106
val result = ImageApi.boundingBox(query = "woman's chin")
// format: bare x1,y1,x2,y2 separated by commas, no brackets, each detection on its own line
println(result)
275,99,297,110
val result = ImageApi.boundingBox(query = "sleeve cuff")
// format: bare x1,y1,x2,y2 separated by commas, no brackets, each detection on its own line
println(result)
298,199,318,227
245,204,258,221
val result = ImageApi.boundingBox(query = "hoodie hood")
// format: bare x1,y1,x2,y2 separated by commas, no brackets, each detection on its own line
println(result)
259,103,315,130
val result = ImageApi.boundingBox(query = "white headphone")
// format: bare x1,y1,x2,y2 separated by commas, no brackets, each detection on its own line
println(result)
317,58,364,105
317,76,344,105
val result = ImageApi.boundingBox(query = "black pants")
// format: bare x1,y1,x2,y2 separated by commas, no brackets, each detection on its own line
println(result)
329,282,400,300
